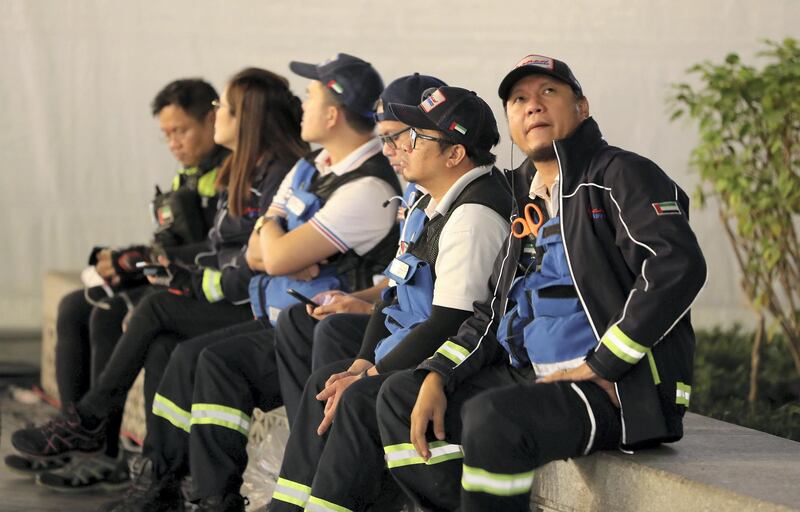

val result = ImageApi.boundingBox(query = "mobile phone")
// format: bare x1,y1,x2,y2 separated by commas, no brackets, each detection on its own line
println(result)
136,261,169,278
287,288,320,308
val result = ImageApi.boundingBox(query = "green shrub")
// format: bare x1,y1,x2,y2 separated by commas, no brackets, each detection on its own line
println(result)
692,326,800,440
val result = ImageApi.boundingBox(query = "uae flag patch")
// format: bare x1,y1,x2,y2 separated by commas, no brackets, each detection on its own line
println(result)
652,201,682,216
449,122,467,134
327,80,344,94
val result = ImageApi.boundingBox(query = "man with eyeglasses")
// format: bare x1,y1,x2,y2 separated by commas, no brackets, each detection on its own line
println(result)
273,73,447,426
268,86,512,512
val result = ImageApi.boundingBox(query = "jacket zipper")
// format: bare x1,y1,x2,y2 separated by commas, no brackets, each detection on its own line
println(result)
553,140,627,446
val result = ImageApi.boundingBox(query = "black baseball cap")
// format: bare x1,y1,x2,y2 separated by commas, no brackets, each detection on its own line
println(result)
289,53,384,118
498,54,582,102
388,86,499,152
375,73,448,122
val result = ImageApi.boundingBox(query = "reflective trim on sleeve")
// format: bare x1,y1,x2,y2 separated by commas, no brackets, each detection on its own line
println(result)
171,175,181,192
676,382,691,406
306,496,353,512
435,340,471,365
152,393,191,433
202,269,224,302
600,325,647,364
461,464,535,496
383,441,463,469
190,403,251,437
271,477,311,508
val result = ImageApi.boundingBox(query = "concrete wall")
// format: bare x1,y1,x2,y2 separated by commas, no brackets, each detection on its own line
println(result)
1,0,797,329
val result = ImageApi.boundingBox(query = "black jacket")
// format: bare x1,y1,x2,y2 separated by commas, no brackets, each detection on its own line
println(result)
191,158,293,304
420,118,707,449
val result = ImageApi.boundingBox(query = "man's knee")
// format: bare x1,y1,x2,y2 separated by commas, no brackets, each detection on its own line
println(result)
461,391,504,441
376,371,421,422
276,303,310,343
57,288,91,323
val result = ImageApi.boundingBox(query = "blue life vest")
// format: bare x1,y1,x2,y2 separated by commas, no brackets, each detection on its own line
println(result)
496,215,596,376
373,198,429,363
249,159,342,324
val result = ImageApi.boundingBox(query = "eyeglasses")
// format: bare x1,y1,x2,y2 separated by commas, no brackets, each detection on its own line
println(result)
409,127,456,151
378,127,411,150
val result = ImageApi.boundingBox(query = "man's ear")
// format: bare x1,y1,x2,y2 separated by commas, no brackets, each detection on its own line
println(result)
577,96,590,120
447,144,468,168
204,109,216,128
325,104,340,131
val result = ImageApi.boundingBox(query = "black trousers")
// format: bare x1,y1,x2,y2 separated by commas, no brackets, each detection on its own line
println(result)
55,285,152,456
376,366,622,512
78,290,253,421
274,304,369,426
144,320,268,488
268,360,400,512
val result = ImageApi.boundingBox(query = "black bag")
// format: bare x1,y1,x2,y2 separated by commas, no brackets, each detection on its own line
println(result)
151,182,208,247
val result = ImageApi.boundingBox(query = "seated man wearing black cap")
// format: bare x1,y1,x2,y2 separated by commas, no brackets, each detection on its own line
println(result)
376,54,707,511
267,86,513,512
273,73,448,427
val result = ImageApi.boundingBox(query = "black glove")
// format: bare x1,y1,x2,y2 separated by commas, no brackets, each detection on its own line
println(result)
150,263,204,299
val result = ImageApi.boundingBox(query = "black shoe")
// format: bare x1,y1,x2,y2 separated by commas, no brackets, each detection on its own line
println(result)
3,453,70,477
196,493,248,512
37,452,130,493
11,405,106,459
95,457,184,512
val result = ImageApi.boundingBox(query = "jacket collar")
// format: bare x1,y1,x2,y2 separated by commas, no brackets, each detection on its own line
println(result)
552,116,607,192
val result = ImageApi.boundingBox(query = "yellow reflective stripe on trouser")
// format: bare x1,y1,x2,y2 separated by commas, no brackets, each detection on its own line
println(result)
198,168,218,198
152,393,191,433
435,340,471,365
306,496,353,512
190,403,251,437
202,269,224,302
271,478,311,508
461,464,535,496
600,325,647,364
676,382,692,406
383,441,464,469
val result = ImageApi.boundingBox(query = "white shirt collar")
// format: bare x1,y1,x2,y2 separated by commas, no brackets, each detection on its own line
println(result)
424,165,494,219
529,171,559,217
314,138,383,176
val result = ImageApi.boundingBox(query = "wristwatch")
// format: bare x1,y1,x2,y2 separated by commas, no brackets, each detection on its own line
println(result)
255,215,281,235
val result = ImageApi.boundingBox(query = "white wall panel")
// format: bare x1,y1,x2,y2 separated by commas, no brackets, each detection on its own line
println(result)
0,0,797,328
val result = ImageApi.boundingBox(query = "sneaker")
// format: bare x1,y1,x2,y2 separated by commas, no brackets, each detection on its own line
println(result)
95,456,184,512
3,453,70,477
196,493,248,512
37,452,130,493
11,404,106,459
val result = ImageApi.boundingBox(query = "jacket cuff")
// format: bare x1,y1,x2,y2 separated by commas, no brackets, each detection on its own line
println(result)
417,354,457,391
199,268,224,303
587,325,646,381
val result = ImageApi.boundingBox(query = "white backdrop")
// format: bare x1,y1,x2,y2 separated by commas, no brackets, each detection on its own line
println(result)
0,0,797,329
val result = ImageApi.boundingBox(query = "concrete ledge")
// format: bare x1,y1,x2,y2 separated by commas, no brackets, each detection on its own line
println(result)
532,413,800,512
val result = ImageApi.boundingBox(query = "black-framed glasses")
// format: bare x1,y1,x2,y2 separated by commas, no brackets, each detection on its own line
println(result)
378,126,411,150
409,127,456,150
